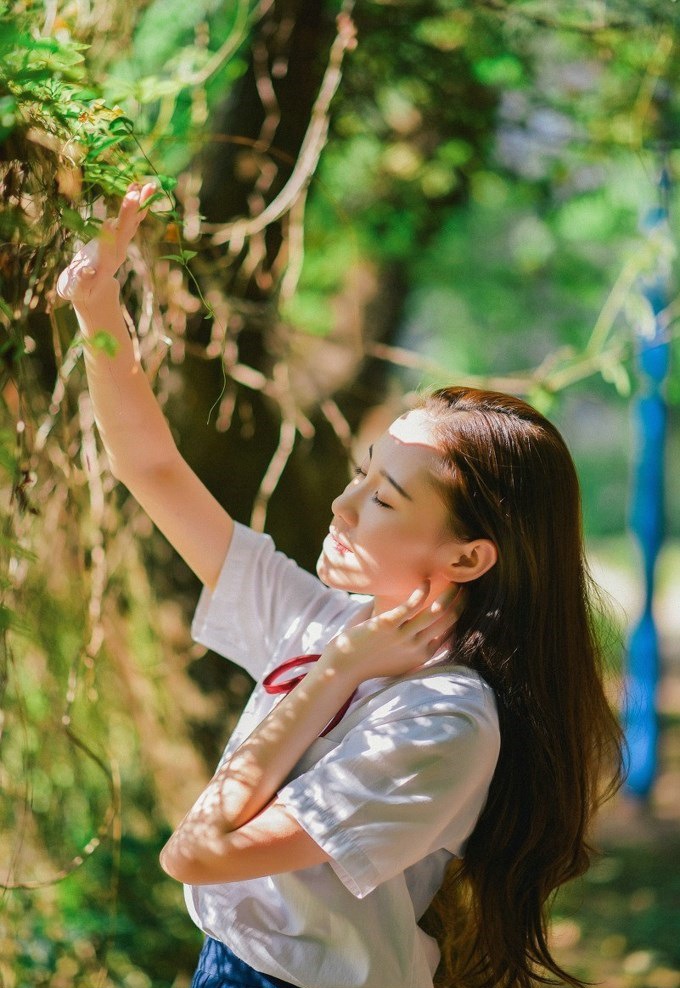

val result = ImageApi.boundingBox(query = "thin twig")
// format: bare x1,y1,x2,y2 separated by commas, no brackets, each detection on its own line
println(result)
585,254,647,355
279,187,307,302
185,0,268,88
34,331,83,453
210,4,357,247
628,32,675,151
365,340,533,394
250,363,298,531
0,726,120,890
320,398,353,454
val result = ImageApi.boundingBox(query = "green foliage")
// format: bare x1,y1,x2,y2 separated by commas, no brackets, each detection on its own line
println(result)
2,1,680,985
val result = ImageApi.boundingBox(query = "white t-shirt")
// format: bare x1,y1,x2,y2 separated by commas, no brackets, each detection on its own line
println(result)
186,522,500,988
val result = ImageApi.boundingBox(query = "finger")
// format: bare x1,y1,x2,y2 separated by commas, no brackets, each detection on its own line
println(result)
124,181,157,212
119,187,144,227
399,581,430,619
406,589,461,638
380,580,430,628
406,580,430,608
118,184,155,242
139,181,158,207
418,602,460,642
430,584,461,614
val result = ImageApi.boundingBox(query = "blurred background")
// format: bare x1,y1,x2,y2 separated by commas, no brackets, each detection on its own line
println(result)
1,0,679,985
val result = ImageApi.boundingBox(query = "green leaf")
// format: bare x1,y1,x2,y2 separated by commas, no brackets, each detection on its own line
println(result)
0,444,17,477
135,76,184,104
0,603,32,638
0,604,13,632
0,93,17,140
474,55,525,88
436,139,473,168
89,331,119,357
157,175,178,193
0,532,37,561
85,135,127,159
141,189,173,210
159,250,197,263
0,296,12,319
69,87,100,101
415,16,470,51
61,208,87,234
108,116,135,135
27,37,60,53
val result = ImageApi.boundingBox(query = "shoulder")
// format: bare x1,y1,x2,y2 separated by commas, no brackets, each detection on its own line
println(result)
331,664,500,752
220,521,351,614
379,664,497,718
192,521,363,674
403,665,499,742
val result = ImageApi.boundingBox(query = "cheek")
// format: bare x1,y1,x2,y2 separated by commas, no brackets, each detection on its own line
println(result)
379,532,433,572
400,529,447,570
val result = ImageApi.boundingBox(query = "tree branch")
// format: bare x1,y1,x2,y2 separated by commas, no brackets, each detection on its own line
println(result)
210,4,357,248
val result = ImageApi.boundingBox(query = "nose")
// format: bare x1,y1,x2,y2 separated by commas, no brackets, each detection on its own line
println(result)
331,480,359,526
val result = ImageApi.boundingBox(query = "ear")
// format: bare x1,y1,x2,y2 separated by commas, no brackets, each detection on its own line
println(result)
447,539,497,583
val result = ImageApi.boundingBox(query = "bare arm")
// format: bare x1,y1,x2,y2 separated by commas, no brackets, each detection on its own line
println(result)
57,184,233,589
158,652,357,883
160,583,461,884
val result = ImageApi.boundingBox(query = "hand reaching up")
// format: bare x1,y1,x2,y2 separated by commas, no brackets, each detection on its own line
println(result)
56,182,157,307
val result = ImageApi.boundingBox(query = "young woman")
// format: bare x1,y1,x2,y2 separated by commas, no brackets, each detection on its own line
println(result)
57,183,624,988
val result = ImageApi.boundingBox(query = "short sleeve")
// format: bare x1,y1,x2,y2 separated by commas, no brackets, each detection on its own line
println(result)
277,689,500,899
190,522,351,680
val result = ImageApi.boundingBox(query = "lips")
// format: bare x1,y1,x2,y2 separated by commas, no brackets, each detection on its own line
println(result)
328,530,352,555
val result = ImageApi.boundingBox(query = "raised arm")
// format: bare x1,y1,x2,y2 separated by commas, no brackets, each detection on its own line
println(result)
57,184,233,589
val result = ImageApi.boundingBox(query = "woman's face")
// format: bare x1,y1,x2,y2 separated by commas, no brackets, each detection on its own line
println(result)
317,409,461,614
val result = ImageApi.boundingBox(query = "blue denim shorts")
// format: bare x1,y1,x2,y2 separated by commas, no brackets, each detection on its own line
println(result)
191,936,297,988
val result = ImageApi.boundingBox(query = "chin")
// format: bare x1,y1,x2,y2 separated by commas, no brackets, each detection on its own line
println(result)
316,556,336,590
316,554,365,594
315,553,328,582
317,568,350,592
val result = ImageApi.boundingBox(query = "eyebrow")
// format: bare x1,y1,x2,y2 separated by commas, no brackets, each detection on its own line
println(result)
368,445,414,501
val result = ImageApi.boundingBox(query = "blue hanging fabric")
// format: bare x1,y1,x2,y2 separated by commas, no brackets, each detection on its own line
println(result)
624,166,672,798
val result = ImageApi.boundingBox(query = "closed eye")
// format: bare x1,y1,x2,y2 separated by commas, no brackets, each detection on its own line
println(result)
371,492,392,509
351,465,392,509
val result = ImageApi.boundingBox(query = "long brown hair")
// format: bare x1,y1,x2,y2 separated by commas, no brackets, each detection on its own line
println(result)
418,387,624,988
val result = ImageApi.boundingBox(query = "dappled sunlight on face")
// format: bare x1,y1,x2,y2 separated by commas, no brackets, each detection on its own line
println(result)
316,410,456,611
386,408,440,448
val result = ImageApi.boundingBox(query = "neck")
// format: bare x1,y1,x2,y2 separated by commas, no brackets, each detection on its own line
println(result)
370,586,444,619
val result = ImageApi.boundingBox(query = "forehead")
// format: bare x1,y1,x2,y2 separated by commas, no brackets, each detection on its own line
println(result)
371,409,442,488
387,408,439,446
